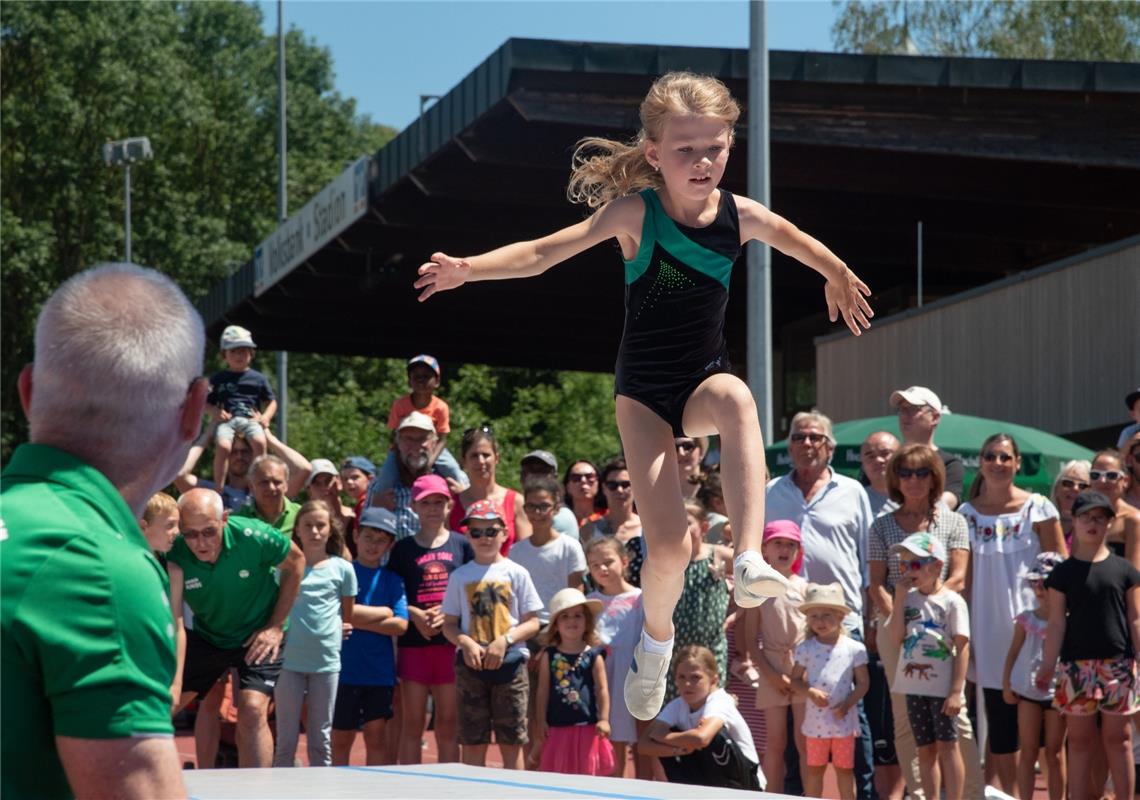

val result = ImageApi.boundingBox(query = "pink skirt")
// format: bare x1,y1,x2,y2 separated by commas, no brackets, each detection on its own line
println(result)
540,724,616,776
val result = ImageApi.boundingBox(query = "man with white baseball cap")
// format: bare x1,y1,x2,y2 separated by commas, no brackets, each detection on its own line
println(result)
365,412,443,539
889,386,964,510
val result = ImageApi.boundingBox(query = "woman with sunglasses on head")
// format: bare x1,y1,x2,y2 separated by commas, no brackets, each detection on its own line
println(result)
1090,449,1140,569
867,444,974,800
1051,460,1092,550
449,427,531,555
564,460,605,527
582,458,645,586
959,433,1066,796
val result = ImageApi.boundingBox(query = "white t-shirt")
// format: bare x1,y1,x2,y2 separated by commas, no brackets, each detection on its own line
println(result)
961,494,1058,688
441,558,543,658
508,535,587,623
656,688,765,788
794,636,868,738
890,587,969,699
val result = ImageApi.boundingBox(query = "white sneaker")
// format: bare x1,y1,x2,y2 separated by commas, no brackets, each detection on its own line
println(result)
734,550,789,607
624,639,672,721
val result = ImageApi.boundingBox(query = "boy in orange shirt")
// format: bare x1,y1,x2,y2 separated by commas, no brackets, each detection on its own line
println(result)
374,354,467,493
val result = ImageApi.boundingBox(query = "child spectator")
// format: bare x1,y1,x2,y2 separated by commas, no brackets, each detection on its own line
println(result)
511,477,587,613
206,325,276,491
387,474,474,765
274,500,357,768
1038,491,1140,800
533,588,614,776
638,644,764,791
792,582,870,800
585,536,645,778
744,520,809,795
442,499,542,769
884,534,969,800
1003,551,1067,800
668,503,731,700
331,508,409,766
374,355,466,493
140,491,179,558
1118,388,1140,450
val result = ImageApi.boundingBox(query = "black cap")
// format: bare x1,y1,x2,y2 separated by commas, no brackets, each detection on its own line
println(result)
1127,388,1140,411
1071,490,1116,519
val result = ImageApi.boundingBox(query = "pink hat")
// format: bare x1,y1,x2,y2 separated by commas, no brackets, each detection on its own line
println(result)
763,519,804,575
411,474,450,502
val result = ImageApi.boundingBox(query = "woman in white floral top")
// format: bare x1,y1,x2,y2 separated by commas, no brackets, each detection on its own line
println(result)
959,433,1065,796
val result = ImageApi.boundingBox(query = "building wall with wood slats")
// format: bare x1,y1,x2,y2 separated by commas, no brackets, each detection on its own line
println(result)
814,239,1140,435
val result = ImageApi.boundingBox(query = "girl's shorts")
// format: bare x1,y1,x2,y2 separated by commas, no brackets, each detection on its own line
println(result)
1054,658,1140,716
805,735,855,769
397,643,456,686
905,694,959,747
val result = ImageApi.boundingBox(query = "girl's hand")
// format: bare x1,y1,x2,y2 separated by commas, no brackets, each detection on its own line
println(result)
415,252,471,302
824,266,873,336
1035,665,1055,693
341,622,353,639
765,671,793,695
832,702,850,721
596,720,611,739
1002,686,1019,706
807,688,830,708
942,694,963,718
413,615,437,641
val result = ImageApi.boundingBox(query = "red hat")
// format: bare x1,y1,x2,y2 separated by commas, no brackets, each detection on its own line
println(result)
763,519,804,576
462,498,504,525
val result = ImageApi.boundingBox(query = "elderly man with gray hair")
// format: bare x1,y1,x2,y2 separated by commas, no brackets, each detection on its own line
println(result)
2,263,208,799
168,487,305,768
766,409,876,800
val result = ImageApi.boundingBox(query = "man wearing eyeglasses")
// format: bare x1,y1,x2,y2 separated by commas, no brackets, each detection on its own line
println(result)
366,412,441,539
168,488,305,768
766,409,876,800
890,387,964,511
674,436,706,502
2,264,207,799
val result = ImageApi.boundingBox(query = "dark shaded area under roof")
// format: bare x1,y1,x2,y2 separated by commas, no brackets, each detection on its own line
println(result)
201,38,1140,419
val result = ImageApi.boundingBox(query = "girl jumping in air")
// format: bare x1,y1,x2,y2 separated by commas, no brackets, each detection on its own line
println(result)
415,71,873,718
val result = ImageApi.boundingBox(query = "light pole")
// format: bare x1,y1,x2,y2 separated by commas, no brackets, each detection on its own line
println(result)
103,137,153,263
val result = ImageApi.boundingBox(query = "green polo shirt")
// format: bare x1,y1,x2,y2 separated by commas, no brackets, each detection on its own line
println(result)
168,515,291,649
1,444,176,800
243,496,300,535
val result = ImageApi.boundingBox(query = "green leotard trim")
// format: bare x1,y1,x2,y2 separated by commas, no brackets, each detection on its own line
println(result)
622,189,735,289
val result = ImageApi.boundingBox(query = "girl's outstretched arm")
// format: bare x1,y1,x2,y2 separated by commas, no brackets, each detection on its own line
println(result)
415,194,644,301
735,195,873,336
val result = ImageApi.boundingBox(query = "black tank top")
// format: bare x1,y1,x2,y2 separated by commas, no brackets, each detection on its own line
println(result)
614,189,741,396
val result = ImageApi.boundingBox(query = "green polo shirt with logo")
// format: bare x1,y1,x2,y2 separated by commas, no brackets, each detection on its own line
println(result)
243,496,300,535
168,515,291,649
1,444,177,800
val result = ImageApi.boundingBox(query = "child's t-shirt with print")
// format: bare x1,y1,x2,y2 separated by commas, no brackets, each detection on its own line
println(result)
508,535,586,622
656,688,763,785
442,558,543,659
890,586,969,698
387,394,450,434
794,636,868,738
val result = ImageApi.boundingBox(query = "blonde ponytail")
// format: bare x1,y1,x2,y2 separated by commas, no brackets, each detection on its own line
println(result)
565,71,741,209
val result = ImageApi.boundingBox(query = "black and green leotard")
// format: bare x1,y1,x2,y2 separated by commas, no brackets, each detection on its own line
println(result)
615,188,741,436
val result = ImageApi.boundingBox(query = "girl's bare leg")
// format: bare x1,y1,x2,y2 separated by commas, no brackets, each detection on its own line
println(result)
1017,700,1043,800
1101,712,1134,800
615,396,689,719
762,706,789,793
1066,714,1098,800
681,375,786,603
1043,709,1067,800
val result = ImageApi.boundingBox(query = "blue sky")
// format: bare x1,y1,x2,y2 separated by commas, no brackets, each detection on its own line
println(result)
255,1,840,130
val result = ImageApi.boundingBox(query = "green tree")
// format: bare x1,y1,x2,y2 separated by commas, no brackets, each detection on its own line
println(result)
832,0,1140,61
1,1,394,459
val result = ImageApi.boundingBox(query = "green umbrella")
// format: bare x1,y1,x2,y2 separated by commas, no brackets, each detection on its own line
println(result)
765,413,1095,497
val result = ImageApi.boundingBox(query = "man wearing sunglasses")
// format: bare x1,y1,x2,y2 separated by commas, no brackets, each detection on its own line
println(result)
766,410,877,799
168,488,305,768
3,265,209,799
890,386,964,511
